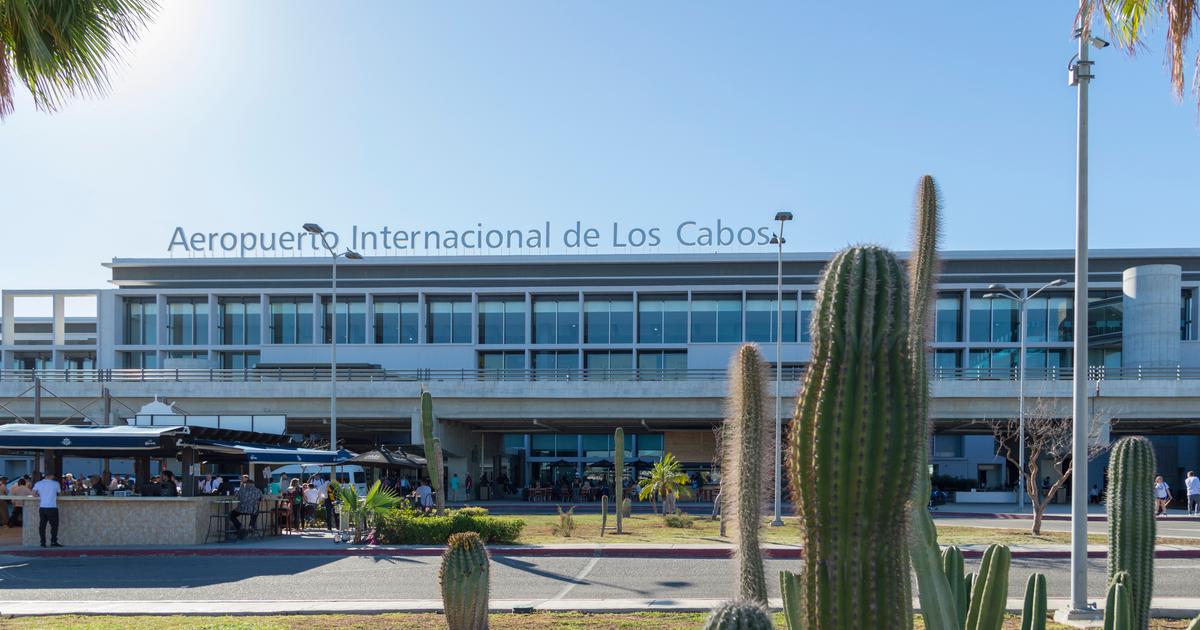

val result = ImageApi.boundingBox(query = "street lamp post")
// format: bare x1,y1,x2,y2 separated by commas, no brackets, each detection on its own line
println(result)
303,223,363,453
769,211,792,527
982,279,1065,513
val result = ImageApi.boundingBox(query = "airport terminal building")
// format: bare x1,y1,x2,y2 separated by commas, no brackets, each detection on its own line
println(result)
1,249,1199,497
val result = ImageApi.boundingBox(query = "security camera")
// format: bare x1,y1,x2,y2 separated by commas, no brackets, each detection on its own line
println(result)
1091,37,1110,49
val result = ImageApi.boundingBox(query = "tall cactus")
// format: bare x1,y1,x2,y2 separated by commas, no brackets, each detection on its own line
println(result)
1020,573,1047,630
787,245,920,630
725,344,770,605
906,175,959,630
600,494,608,536
1107,436,1156,630
439,531,490,630
701,601,774,630
780,570,802,630
421,391,446,515
614,427,625,534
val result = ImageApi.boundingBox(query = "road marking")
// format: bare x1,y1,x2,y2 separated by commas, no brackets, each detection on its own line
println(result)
545,546,602,602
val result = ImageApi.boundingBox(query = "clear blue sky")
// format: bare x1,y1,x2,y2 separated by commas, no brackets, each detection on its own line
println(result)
1,1,1197,294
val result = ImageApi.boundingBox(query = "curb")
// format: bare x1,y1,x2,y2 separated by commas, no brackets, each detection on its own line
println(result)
933,511,1200,523
5,545,1200,560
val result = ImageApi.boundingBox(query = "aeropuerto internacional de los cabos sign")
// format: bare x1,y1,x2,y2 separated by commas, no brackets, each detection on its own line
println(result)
168,220,777,256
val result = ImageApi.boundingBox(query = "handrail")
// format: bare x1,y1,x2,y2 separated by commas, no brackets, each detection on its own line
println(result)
1,365,1199,383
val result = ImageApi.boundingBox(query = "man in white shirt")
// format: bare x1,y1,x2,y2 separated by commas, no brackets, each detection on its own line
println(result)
210,475,223,495
1185,471,1200,516
32,473,63,547
416,479,433,515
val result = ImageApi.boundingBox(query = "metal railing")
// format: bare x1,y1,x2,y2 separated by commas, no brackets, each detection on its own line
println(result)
1,365,1198,383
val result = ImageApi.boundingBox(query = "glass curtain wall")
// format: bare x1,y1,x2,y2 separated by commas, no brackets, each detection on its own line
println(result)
638,296,687,343
167,298,208,345
322,296,366,344
428,297,472,343
584,296,633,343
374,297,419,344
533,297,579,344
637,350,687,379
691,294,742,343
270,298,314,344
219,297,261,345
123,299,157,345
532,350,579,379
479,297,526,344
745,293,797,343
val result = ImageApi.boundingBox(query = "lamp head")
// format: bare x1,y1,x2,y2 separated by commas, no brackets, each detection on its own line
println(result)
774,211,793,222
344,250,363,260
769,235,785,245
981,293,997,300
1049,278,1066,287
986,283,1006,291
302,223,324,235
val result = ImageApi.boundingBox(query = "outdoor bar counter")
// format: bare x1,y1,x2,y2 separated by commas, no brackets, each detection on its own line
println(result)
12,495,233,547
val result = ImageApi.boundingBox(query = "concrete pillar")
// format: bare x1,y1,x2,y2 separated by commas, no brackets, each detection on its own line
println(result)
1122,264,1182,369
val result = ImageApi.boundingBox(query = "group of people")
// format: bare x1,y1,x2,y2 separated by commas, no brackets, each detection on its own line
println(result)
1153,471,1200,517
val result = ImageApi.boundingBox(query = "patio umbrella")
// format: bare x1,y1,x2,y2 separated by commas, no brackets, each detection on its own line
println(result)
586,459,614,468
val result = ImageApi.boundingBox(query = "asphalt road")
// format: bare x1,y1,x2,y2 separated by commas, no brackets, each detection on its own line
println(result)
2,554,1199,602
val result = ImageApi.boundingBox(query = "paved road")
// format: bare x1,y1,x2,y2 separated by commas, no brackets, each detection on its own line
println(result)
935,515,1200,539
2,554,1199,603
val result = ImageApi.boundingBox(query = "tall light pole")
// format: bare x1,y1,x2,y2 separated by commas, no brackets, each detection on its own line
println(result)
769,210,792,527
303,223,363,453
1057,10,1109,622
982,278,1065,513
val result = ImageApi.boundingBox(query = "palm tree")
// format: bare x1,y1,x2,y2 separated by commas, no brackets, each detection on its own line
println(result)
637,453,692,515
336,480,401,544
1,0,157,119
1086,0,1200,109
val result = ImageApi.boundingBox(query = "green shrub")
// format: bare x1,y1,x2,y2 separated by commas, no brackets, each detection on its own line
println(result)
663,511,694,529
454,506,490,517
375,510,524,545
552,506,577,537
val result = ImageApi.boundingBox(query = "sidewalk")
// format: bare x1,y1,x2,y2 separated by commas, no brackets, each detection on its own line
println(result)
3,597,1200,617
931,502,1200,522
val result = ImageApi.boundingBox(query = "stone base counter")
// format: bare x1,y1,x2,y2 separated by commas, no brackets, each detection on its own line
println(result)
13,496,234,547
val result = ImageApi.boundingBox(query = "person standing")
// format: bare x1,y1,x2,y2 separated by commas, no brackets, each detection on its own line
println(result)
9,478,31,527
449,473,461,503
32,473,62,547
0,477,9,527
1154,475,1172,517
416,478,433,515
464,474,473,501
1185,471,1200,516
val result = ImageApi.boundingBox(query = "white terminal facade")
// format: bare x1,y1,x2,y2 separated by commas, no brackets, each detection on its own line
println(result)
1,250,1198,497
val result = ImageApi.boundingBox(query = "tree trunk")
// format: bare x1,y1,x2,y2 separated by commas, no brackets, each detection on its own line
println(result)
1031,506,1044,535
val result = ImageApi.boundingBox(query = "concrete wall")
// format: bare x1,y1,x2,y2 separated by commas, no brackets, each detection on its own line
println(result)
1123,264,1182,368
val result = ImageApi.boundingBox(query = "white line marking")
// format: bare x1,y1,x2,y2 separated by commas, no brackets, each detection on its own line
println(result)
546,546,602,602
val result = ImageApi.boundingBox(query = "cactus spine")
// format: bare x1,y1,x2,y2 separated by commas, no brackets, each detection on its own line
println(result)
725,344,769,605
1104,573,1133,630
421,391,445,515
439,531,490,630
787,245,919,630
600,494,608,536
1020,573,1047,630
1107,436,1156,630
906,176,958,630
964,544,1011,630
614,427,625,534
780,570,802,630
701,601,774,630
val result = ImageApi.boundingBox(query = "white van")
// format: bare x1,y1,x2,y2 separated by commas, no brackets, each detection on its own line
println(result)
268,464,368,496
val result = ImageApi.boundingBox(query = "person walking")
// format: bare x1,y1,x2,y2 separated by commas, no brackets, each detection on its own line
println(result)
32,473,62,547
1154,475,1173,517
1185,471,1200,516
465,474,473,501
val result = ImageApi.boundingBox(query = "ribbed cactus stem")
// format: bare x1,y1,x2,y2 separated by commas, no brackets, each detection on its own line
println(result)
780,571,802,630
621,497,631,518
726,344,769,605
439,531,490,630
421,391,445,515
788,245,919,630
1104,579,1133,630
1020,573,1047,630
964,544,1011,630
600,494,608,536
614,427,625,534
941,546,969,629
1107,436,1156,630
701,601,774,630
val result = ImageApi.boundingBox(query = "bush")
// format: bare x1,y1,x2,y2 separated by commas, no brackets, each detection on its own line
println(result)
552,506,577,537
663,511,694,528
375,510,524,545
454,506,490,517
931,474,977,491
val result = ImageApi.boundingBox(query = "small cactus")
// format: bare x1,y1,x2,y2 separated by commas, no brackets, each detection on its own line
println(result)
780,570,802,630
621,497,631,518
600,494,608,536
964,544,1011,630
615,427,625,534
1104,573,1133,630
1020,573,1047,630
942,546,969,629
421,391,446,516
439,531,490,630
725,344,770,605
1107,436,1156,630
702,600,774,630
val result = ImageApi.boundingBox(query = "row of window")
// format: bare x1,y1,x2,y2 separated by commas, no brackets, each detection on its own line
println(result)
932,347,1122,371
123,294,809,346
502,433,664,459
479,350,687,376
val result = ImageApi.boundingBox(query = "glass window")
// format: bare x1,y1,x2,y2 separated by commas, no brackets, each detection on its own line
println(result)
1025,297,1048,343
532,297,579,344
934,350,959,372
969,297,990,342
745,293,798,343
585,350,633,379
533,350,579,379
121,351,157,369
269,298,314,344
478,351,524,377
321,297,366,344
990,298,1019,343
219,297,261,345
691,294,741,343
123,299,157,345
1087,292,1122,339
220,351,260,369
503,434,525,455
1048,295,1073,342
932,435,962,458
935,295,962,343
374,297,419,344
427,297,472,343
581,435,611,458
584,296,633,344
800,296,815,342
638,295,688,343
12,352,52,370
636,434,664,458
479,297,526,344
167,298,208,346
531,434,577,458
1183,290,1195,341
637,350,687,379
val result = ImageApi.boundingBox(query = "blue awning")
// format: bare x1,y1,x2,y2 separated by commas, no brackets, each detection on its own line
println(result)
0,424,189,451
196,441,356,465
